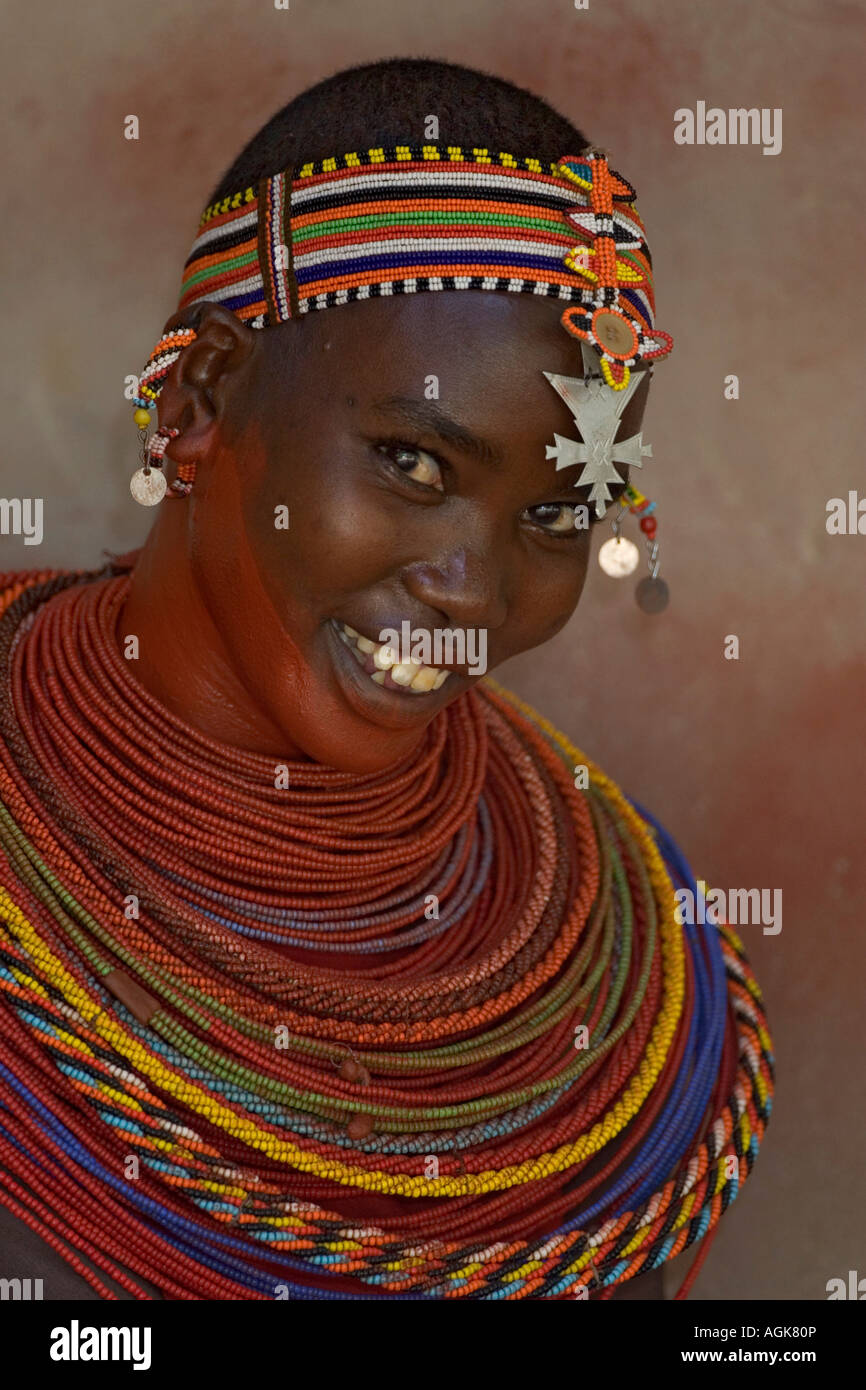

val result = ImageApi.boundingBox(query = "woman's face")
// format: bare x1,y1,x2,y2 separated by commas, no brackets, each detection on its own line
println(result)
187,292,651,771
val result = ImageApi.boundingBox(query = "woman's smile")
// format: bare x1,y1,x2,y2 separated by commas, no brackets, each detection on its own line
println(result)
324,616,465,729
332,620,453,692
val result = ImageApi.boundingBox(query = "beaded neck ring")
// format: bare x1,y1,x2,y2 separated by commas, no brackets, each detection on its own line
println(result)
0,564,773,1300
129,144,672,511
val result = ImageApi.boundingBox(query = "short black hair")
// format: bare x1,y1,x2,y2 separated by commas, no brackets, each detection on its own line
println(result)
208,58,591,202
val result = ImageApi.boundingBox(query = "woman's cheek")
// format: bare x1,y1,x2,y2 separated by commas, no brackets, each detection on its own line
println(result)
509,554,590,652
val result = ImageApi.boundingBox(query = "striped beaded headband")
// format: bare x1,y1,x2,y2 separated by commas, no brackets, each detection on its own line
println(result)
132,144,673,502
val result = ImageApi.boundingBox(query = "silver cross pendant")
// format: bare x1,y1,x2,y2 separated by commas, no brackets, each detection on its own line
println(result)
544,343,652,519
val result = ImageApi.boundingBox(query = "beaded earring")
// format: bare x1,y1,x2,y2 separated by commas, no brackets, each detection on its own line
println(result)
129,426,176,506
598,483,669,613
129,329,197,506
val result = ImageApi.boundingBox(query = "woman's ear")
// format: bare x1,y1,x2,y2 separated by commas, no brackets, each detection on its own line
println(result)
155,303,258,464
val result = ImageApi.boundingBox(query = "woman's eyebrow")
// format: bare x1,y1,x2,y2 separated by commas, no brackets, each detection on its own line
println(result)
371,395,504,469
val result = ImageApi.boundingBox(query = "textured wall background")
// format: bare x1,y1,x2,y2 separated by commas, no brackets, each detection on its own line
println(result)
1,0,864,1300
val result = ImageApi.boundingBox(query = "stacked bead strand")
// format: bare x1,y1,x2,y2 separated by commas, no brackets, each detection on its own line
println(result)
0,564,772,1298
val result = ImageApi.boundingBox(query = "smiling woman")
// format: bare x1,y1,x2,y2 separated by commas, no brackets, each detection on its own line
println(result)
123,290,651,767
0,57,772,1302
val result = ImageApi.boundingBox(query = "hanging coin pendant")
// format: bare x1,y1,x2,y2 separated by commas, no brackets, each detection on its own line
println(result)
635,576,670,613
598,535,640,577
130,467,167,506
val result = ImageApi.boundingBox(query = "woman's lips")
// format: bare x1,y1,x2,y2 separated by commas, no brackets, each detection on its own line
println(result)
332,621,453,694
324,619,459,730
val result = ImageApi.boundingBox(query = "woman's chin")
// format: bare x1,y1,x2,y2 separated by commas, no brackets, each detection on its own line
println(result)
253,618,468,769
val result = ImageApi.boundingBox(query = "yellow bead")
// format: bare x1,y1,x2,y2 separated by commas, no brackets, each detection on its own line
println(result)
133,408,151,428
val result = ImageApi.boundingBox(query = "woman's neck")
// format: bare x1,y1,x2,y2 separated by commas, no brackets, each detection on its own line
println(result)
121,507,302,757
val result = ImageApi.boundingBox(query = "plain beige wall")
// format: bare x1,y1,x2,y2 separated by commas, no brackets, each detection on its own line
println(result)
1,0,864,1300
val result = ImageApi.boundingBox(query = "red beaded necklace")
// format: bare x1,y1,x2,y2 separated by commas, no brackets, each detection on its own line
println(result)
0,563,774,1300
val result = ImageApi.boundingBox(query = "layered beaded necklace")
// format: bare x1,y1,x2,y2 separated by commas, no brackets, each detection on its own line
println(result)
0,561,773,1299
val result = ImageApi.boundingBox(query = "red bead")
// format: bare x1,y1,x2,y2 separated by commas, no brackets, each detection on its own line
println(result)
0,563,771,1302
639,516,657,536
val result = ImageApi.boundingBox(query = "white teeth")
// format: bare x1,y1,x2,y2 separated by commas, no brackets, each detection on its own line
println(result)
390,662,417,687
373,645,397,671
335,621,452,694
410,666,438,692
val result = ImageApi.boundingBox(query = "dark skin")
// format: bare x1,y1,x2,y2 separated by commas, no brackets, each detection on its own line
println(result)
121,294,651,773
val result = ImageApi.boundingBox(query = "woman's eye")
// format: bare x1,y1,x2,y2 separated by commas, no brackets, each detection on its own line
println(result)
378,444,444,491
524,502,581,535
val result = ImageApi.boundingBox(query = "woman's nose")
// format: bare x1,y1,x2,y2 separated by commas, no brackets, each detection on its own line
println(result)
401,548,508,630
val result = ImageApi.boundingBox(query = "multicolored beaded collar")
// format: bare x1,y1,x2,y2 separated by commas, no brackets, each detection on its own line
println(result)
0,564,773,1300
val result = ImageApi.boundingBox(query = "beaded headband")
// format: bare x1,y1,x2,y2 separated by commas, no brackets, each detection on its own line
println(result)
179,144,663,344
131,145,673,517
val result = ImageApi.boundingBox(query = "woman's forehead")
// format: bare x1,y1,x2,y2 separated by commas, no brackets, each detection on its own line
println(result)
285,291,637,382
278,293,651,442
265,292,651,514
